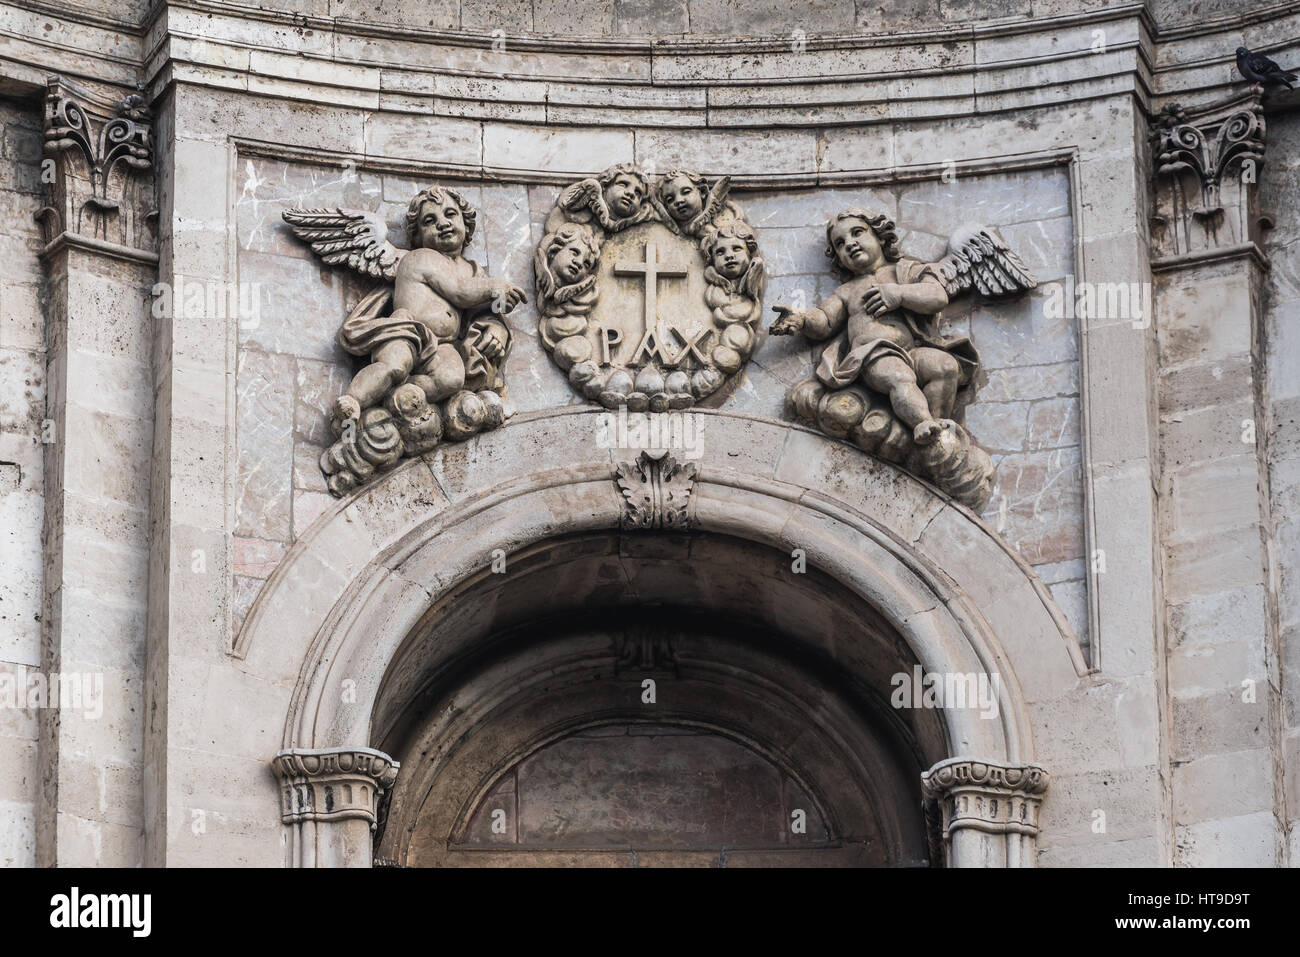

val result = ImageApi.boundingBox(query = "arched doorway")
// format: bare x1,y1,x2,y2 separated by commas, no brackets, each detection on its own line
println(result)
369,534,947,867
253,409,1083,868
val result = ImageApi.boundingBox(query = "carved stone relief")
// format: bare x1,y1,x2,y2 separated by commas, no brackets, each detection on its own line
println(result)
38,76,155,251
767,211,1038,509
284,187,527,496
1151,91,1267,259
615,449,698,530
535,164,766,410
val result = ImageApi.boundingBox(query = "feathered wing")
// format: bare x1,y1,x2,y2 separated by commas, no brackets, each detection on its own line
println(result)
698,175,732,225
559,178,603,213
739,256,767,301
281,208,406,281
1247,49,1297,82
928,224,1038,300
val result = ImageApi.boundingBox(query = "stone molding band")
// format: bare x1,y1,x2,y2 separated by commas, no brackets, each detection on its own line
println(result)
271,747,400,827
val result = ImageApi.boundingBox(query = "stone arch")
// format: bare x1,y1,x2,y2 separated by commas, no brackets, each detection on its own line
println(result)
251,408,1086,867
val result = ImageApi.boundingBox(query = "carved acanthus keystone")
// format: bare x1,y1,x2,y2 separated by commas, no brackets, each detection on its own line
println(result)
921,758,1049,841
271,747,400,827
615,449,697,530
38,77,154,250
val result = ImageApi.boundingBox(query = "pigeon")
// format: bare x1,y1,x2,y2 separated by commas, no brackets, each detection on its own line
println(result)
1236,46,1297,90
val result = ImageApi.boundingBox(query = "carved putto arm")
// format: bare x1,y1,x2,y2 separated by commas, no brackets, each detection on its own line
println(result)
282,207,406,281
928,224,1038,300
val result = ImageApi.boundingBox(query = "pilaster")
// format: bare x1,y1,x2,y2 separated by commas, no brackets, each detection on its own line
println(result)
34,74,156,867
1151,89,1287,866
271,747,400,868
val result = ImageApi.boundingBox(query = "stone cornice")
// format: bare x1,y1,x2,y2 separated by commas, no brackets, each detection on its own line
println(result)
233,136,1076,188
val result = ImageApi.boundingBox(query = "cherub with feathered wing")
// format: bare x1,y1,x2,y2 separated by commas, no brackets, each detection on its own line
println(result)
283,185,526,495
284,186,525,434
767,208,1036,509
652,170,742,241
770,209,1035,445
543,163,656,235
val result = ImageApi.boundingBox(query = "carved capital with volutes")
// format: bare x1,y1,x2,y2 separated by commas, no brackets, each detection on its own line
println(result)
38,76,156,253
921,757,1049,841
271,747,400,827
1151,91,1267,261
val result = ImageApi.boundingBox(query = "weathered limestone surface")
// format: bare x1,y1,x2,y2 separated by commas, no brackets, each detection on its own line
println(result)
1263,112,1300,866
2,0,1295,869
0,97,43,866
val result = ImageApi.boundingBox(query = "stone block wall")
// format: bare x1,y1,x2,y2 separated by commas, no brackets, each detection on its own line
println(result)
0,94,44,867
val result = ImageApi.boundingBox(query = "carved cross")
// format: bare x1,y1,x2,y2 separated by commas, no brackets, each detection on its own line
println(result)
615,243,687,344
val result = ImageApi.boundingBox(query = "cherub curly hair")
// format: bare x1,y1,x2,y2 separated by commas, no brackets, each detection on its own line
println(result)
824,208,901,275
703,220,759,261
536,222,603,304
657,169,708,198
405,185,476,249
597,163,649,192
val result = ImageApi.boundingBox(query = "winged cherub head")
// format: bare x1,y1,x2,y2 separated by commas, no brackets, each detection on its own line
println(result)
704,221,758,281
597,164,650,220
657,170,708,224
825,208,901,278
537,222,603,304
405,185,477,254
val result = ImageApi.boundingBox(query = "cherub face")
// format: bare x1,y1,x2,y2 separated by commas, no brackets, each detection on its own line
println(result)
659,175,703,223
829,217,883,274
417,197,467,253
711,237,750,280
550,236,598,285
604,173,645,219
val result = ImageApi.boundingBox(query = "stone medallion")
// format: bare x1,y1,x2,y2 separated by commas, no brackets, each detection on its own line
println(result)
535,164,766,410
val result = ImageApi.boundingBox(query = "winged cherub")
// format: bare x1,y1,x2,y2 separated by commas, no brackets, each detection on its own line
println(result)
544,162,656,235
771,209,1034,446
652,169,743,240
285,186,526,436
767,208,1036,507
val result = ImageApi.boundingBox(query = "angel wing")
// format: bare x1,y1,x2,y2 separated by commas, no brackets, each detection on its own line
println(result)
559,178,603,213
929,224,1037,300
739,256,767,301
281,208,406,281
698,175,732,226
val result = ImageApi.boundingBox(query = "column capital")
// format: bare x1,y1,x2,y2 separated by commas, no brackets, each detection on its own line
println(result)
921,757,1050,838
38,75,155,254
271,747,400,827
1151,90,1268,265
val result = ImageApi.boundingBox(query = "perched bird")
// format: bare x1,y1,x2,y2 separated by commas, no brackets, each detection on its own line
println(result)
1236,46,1297,90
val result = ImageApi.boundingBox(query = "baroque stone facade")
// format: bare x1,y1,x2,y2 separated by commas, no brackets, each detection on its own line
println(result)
0,0,1296,869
